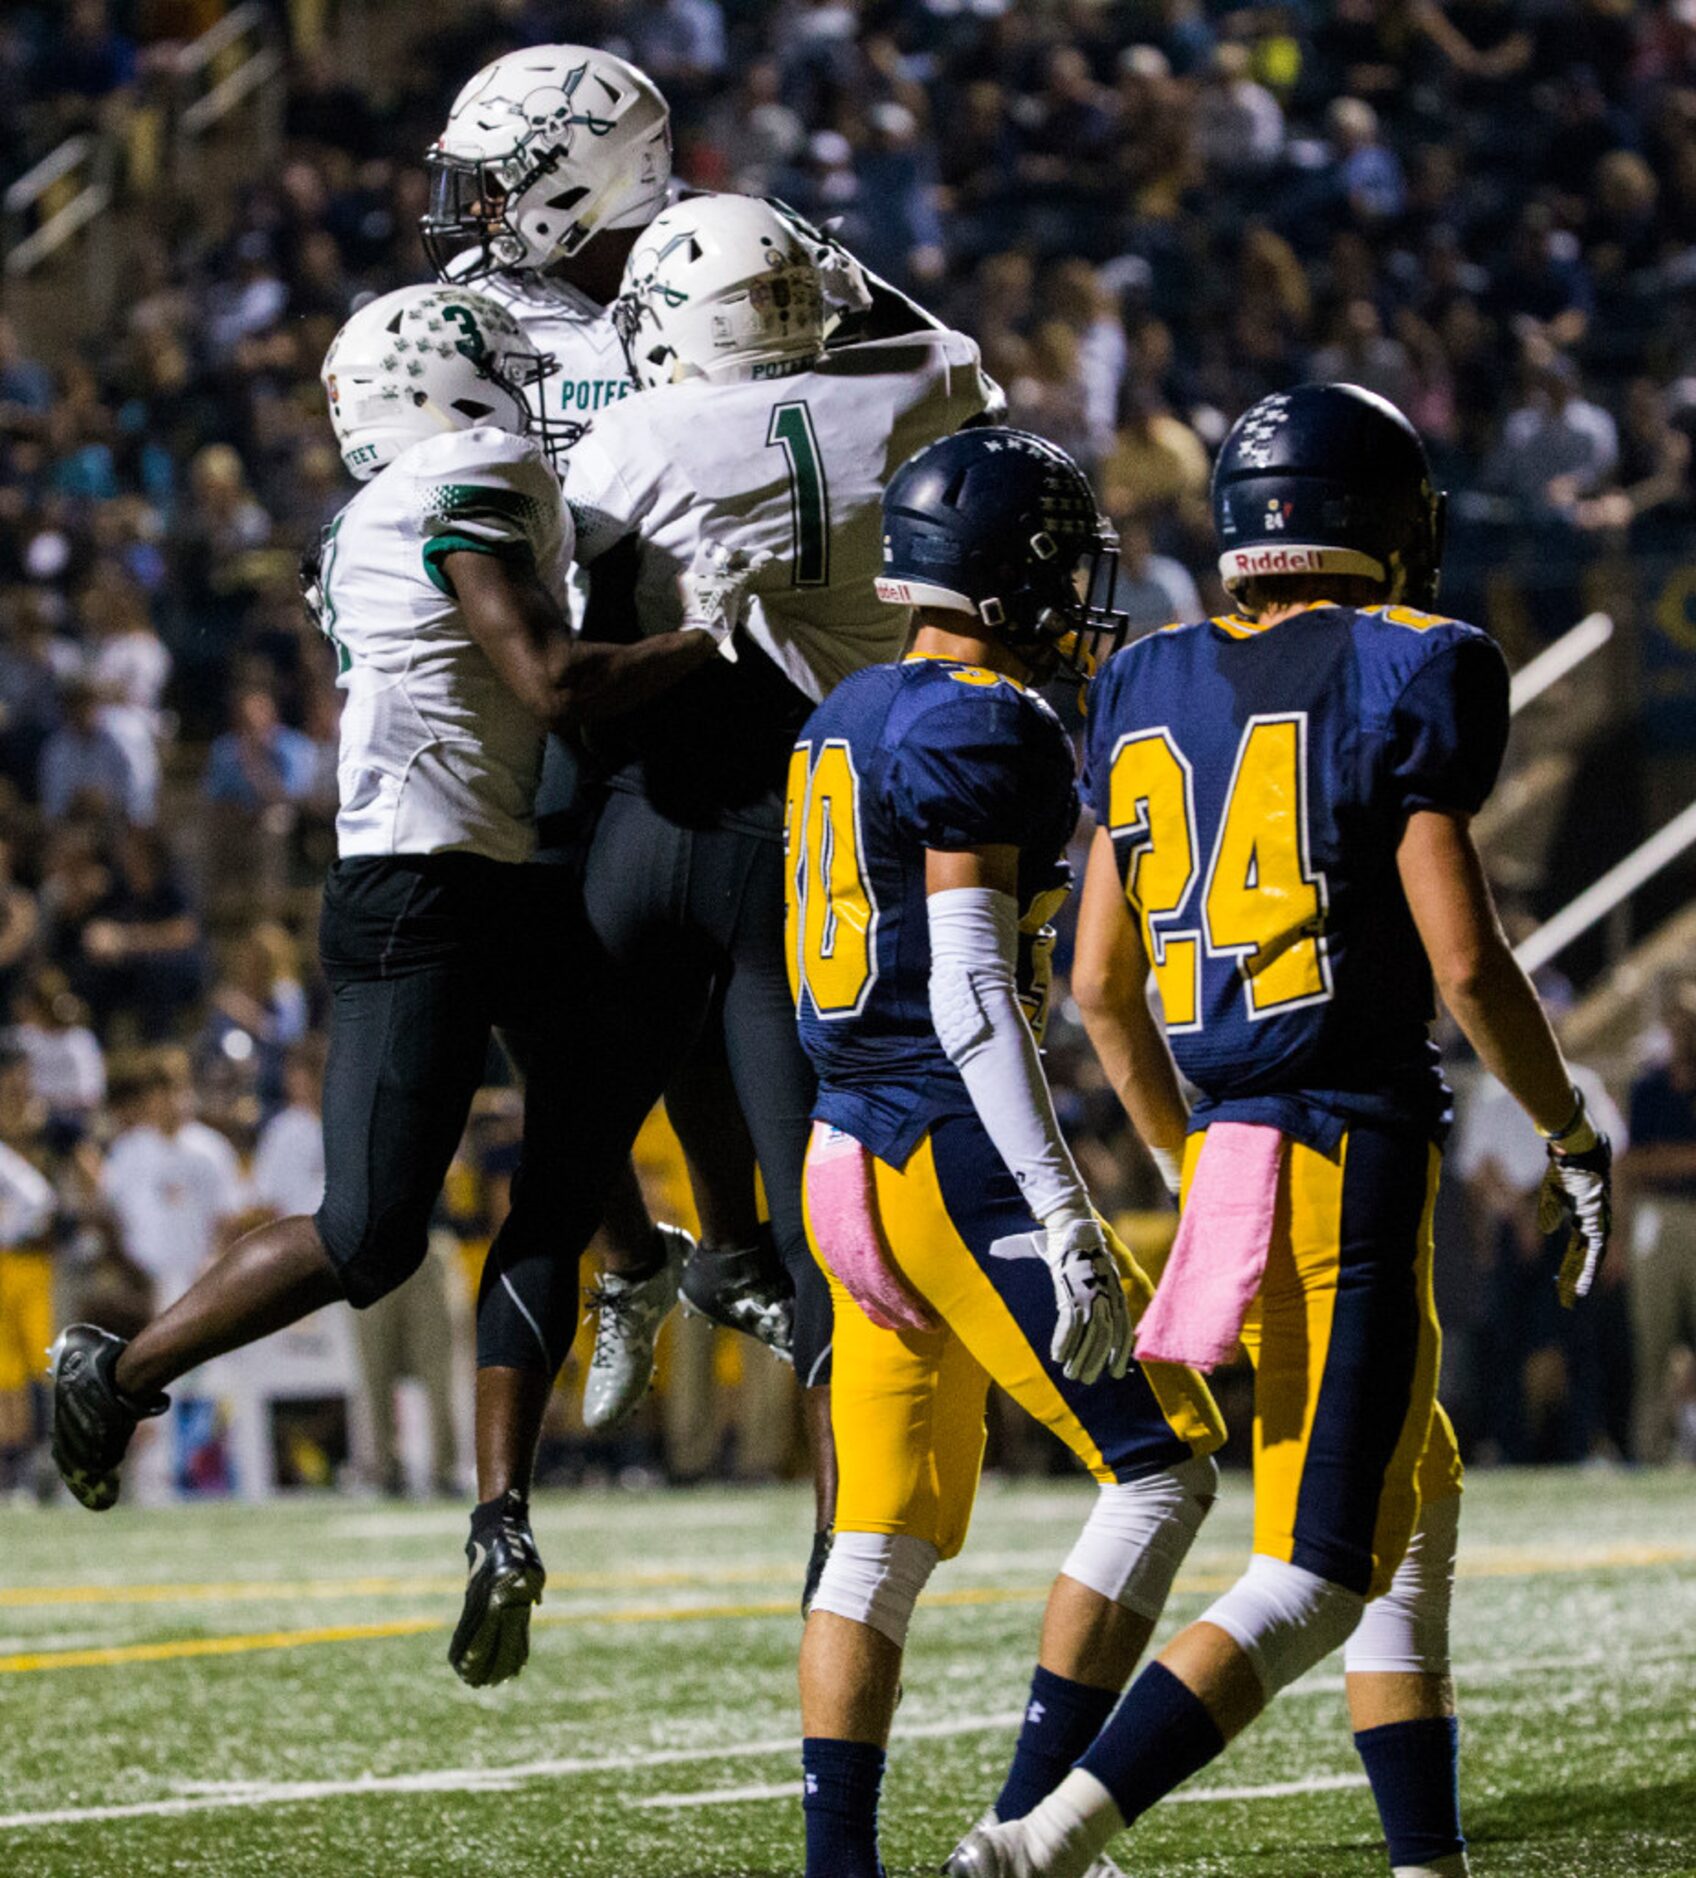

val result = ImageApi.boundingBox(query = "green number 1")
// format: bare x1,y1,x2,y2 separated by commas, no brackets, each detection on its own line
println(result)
315,514,351,675
767,400,830,588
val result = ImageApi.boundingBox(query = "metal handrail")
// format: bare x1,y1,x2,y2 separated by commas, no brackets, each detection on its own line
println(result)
1509,611,1614,716
175,2,283,142
1514,798,1696,974
178,0,269,72
2,133,115,278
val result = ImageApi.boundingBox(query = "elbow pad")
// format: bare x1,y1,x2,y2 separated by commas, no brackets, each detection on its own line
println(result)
927,886,1089,1225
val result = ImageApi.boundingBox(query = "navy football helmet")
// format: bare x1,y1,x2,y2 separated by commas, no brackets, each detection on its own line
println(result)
876,427,1129,678
1212,383,1446,608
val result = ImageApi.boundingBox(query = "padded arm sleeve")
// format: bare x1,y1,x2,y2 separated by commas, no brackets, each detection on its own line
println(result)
927,885,1091,1226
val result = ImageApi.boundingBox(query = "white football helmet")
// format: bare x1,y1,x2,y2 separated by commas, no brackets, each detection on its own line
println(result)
423,46,671,281
614,195,826,391
321,285,550,479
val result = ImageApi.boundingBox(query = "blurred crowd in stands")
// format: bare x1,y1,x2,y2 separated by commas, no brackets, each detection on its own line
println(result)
1,0,1695,1501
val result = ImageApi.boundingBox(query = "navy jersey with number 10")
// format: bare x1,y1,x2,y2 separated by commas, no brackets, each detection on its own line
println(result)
787,655,1079,1164
1082,603,1511,1150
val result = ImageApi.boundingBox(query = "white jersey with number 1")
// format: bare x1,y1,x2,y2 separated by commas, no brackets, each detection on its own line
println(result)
562,329,995,702
314,427,573,864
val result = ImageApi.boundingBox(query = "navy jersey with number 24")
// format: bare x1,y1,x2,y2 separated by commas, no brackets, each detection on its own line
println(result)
1082,604,1511,1150
787,655,1078,1165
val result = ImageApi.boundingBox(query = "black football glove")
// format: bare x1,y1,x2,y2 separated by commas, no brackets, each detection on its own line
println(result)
1537,1088,1613,1308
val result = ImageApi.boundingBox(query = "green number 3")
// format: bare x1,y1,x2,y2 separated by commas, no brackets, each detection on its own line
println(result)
767,400,830,588
442,303,487,363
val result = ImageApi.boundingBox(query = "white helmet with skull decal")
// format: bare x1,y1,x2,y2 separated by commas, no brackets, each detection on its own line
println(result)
422,45,672,282
320,285,551,479
614,194,826,391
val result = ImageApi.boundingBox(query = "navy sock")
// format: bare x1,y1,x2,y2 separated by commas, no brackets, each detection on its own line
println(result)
802,1737,885,1878
1077,1660,1226,1826
1354,1716,1464,1866
996,1665,1119,1821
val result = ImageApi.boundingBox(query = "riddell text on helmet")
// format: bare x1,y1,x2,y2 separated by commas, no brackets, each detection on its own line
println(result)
1225,545,1326,576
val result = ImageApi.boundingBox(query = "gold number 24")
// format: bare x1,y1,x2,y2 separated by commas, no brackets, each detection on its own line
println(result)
1107,713,1331,1031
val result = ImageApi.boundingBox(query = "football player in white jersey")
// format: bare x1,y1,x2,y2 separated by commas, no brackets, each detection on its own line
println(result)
49,285,742,1689
430,194,994,1610
422,51,988,1465
425,44,804,1444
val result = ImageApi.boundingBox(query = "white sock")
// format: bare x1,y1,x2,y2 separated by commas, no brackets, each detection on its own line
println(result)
1023,1770,1125,1873
1393,1857,1469,1878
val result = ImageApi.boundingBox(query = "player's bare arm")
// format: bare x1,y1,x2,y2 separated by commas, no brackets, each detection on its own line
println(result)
1397,808,1575,1133
447,549,716,730
1071,824,1189,1194
1399,806,1613,1303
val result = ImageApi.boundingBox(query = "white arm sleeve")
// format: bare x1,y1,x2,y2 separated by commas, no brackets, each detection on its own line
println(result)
927,886,1091,1226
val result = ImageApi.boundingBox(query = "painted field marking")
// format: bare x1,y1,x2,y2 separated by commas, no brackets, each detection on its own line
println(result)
0,1563,804,1610
1,1538,1690,1675
0,1711,1022,1832
636,1781,803,1809
4,1619,1692,1838
634,1772,1373,1811
5,1535,1689,1617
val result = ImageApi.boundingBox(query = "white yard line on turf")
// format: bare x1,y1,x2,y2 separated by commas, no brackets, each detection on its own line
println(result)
635,1773,1372,1811
4,1622,1687,1837
0,1711,1024,1832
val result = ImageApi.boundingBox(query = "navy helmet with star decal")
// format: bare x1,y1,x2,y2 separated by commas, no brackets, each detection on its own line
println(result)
874,426,1130,679
1212,382,1446,608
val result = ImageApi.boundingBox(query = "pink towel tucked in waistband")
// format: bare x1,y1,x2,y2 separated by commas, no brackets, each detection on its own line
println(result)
804,1121,940,1334
1134,1122,1284,1371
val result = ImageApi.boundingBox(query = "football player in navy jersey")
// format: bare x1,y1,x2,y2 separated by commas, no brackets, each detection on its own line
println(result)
789,429,1225,1878
948,387,1613,1878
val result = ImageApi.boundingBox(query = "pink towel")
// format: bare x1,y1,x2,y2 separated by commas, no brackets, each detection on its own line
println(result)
804,1122,940,1334
1134,1122,1284,1371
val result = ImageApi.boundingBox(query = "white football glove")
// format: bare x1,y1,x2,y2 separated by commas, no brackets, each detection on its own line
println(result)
679,543,774,661
1042,1213,1132,1386
1537,1089,1614,1308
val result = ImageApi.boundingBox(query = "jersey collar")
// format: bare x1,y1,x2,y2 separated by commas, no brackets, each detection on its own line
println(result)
902,651,1027,692
1212,602,1339,639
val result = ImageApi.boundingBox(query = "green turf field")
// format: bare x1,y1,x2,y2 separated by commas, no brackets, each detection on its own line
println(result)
0,1469,1692,1877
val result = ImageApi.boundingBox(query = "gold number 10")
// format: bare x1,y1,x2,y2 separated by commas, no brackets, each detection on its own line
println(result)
785,739,879,1017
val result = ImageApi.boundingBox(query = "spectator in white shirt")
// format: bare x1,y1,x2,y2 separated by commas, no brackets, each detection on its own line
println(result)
7,969,105,1131
250,1039,326,1219
1486,341,1620,519
82,566,169,827
1193,41,1285,176
100,1048,244,1311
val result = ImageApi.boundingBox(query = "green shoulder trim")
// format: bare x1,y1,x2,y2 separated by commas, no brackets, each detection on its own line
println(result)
420,480,543,536
421,531,537,597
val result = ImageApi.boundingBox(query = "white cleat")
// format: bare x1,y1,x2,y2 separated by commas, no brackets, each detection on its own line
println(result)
943,1815,1116,1878
581,1224,690,1430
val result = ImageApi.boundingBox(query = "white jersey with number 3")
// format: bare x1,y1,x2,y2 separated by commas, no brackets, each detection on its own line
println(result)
315,427,573,863
563,330,994,701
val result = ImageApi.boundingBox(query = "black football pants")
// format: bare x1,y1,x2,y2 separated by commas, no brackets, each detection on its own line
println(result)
315,856,582,1371
478,787,830,1384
